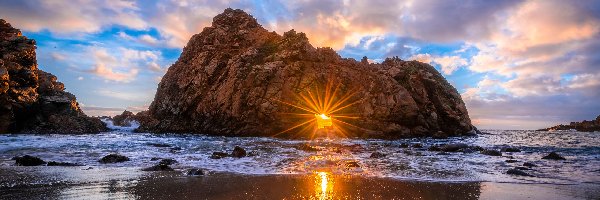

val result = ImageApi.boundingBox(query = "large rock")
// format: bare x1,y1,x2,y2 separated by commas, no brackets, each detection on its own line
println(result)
99,154,130,164
0,19,106,133
111,110,159,131
112,110,135,126
13,155,46,166
144,9,475,138
538,115,600,132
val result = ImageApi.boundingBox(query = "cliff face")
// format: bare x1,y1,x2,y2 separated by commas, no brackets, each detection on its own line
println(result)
146,9,475,138
538,115,600,132
0,19,106,133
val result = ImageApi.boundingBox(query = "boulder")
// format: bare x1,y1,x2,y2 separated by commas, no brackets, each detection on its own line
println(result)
370,152,386,158
99,154,130,163
210,152,229,159
159,159,178,166
481,150,502,156
142,8,476,138
111,110,159,132
231,146,247,158
112,110,135,126
142,164,174,171
501,147,521,152
187,168,204,176
147,143,171,148
440,143,469,152
542,152,566,160
523,162,537,167
506,168,534,177
427,146,441,151
0,19,106,134
13,155,46,166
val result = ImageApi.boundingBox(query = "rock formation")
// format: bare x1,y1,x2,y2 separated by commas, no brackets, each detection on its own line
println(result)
538,115,600,132
112,110,135,126
144,9,476,138
111,110,158,131
0,19,106,133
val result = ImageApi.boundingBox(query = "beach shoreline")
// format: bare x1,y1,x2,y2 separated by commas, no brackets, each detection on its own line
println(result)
1,166,599,200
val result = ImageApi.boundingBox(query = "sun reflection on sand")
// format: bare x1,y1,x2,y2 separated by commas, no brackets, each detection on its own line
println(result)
315,171,334,200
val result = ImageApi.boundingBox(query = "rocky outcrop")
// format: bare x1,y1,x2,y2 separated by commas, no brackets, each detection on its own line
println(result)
112,110,135,126
0,19,106,133
99,154,130,163
538,115,600,132
111,110,159,131
144,9,475,138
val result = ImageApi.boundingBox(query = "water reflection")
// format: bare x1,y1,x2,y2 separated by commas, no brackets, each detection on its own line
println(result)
315,172,334,200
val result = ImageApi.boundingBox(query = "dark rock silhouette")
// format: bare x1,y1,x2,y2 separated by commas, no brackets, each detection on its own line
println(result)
142,164,174,171
158,158,178,165
501,147,521,152
13,155,46,166
370,152,386,158
542,152,566,160
440,143,469,152
481,150,502,156
142,9,476,138
110,110,158,132
231,146,247,158
538,115,600,132
523,162,537,167
186,168,204,176
99,154,130,163
210,152,229,159
0,19,106,134
506,168,533,177
112,110,135,126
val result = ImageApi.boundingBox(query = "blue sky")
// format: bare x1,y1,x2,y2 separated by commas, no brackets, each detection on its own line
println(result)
1,0,600,129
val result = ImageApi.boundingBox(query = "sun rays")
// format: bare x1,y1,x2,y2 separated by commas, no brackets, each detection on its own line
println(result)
272,78,366,138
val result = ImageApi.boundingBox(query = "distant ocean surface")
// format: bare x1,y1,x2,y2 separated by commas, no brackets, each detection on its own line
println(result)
1,122,599,186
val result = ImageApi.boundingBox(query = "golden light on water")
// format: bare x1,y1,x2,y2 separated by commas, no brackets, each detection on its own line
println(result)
315,171,333,200
272,78,365,138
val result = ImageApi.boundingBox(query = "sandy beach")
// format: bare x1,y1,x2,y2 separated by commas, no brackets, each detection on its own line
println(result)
1,166,598,200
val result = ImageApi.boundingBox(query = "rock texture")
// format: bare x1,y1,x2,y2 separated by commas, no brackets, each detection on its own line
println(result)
111,110,158,131
144,9,475,138
538,115,600,132
0,19,106,133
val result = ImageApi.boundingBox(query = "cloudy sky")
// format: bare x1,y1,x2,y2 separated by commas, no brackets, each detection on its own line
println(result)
1,0,599,129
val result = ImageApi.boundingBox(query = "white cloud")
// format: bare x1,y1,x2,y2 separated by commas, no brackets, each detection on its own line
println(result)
139,34,158,45
50,52,66,60
0,0,147,33
95,89,153,102
84,47,164,82
119,31,163,46
409,53,468,75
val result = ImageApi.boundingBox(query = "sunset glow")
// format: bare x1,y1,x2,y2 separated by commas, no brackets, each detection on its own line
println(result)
273,79,364,138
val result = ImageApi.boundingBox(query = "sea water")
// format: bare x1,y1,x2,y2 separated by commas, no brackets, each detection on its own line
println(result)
0,122,598,187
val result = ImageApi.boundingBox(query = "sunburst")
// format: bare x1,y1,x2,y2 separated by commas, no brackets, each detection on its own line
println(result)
271,77,366,138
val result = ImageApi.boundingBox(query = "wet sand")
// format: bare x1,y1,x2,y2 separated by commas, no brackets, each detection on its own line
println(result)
1,166,599,199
